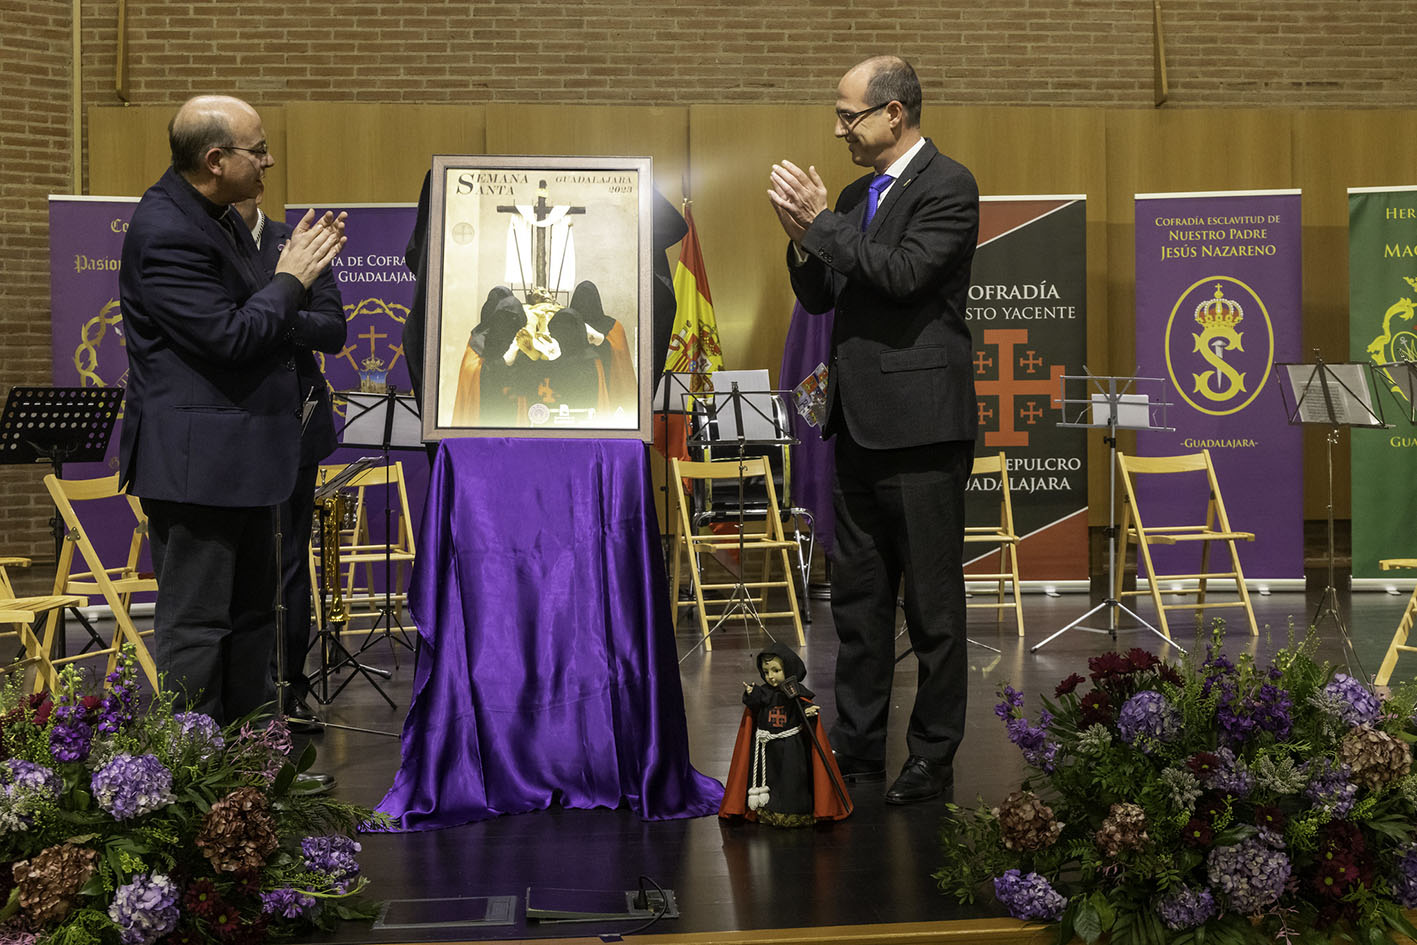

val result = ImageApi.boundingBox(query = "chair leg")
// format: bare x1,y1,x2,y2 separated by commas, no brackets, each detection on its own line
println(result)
1135,539,1171,641
669,531,684,626
687,543,714,652
1228,538,1259,636
1376,584,1417,686
779,544,805,647
1007,541,1025,637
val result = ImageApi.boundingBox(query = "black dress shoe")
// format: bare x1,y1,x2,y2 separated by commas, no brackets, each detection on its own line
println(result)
832,752,886,783
885,756,952,805
284,699,324,734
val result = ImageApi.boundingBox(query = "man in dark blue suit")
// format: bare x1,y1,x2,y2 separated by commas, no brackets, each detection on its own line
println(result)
235,194,347,729
119,94,346,725
769,56,979,805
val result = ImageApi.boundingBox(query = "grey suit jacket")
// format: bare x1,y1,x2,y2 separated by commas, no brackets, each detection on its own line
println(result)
788,139,979,450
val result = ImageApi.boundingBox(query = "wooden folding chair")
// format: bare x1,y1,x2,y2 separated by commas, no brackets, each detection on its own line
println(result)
42,473,160,690
965,452,1025,636
668,456,804,650
0,556,84,692
1375,558,1417,686
1114,449,1259,639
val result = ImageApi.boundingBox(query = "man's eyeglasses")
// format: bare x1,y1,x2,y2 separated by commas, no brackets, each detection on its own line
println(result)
219,143,270,158
835,102,889,129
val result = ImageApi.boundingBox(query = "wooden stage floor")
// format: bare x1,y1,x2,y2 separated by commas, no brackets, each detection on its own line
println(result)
285,577,1411,945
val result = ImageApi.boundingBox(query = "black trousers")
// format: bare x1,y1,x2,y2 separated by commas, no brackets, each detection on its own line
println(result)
276,462,319,704
827,430,973,766
142,498,278,725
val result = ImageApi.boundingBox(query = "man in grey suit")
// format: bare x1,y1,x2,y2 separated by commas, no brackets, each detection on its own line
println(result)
769,55,979,804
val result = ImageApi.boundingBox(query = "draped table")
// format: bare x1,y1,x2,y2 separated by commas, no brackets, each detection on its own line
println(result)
374,437,722,830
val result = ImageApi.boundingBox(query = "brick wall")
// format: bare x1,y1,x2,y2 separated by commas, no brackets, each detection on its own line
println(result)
3,0,1416,580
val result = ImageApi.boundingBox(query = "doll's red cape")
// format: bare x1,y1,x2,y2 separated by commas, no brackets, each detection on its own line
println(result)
717,705,854,821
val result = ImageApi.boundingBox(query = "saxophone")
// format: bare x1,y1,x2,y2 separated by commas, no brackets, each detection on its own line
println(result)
319,490,348,624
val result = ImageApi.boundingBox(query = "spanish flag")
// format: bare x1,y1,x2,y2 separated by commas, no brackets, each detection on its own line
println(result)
665,205,724,388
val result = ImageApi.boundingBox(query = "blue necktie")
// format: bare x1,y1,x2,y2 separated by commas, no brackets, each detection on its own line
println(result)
862,174,895,230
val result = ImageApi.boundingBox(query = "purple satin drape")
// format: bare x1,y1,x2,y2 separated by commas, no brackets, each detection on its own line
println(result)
779,302,837,554
373,437,723,831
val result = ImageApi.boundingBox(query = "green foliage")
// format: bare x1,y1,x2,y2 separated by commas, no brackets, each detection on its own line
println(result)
0,645,382,943
939,622,1417,944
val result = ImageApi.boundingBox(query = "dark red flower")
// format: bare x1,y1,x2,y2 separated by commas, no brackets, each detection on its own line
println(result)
1078,690,1114,726
1254,804,1286,833
1054,673,1087,697
1180,818,1213,847
1194,792,1227,823
1187,752,1220,781
1126,648,1159,672
1088,651,1132,683
1158,664,1183,687
210,907,242,940
183,878,224,918
79,694,103,717
26,693,52,728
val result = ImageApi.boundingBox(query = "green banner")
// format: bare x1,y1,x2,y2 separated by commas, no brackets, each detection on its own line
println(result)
1348,186,1417,578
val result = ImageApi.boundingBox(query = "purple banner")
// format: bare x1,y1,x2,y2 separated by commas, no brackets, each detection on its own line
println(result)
48,196,143,571
286,204,427,545
1134,190,1303,580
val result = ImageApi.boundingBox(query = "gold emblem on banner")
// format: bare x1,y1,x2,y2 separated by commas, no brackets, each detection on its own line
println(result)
327,297,409,416
73,299,128,418
1366,276,1417,395
1164,276,1274,417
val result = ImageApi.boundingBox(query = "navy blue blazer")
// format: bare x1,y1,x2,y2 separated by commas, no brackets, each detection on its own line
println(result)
257,215,346,466
119,167,306,507
788,138,979,450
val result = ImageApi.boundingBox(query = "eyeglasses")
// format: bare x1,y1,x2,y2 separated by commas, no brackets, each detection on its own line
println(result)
835,102,889,130
219,143,270,158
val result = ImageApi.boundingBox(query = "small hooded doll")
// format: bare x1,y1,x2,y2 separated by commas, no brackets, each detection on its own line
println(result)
718,643,852,827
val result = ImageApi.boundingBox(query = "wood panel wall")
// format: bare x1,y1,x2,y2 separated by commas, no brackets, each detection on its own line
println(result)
87,103,1417,522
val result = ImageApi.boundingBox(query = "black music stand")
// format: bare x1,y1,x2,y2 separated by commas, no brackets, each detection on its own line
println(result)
1376,360,1417,425
333,388,423,658
308,455,400,720
1032,372,1181,653
0,387,123,656
678,383,799,660
1277,356,1388,680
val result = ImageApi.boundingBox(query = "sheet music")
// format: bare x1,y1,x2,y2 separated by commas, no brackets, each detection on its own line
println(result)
1286,363,1383,427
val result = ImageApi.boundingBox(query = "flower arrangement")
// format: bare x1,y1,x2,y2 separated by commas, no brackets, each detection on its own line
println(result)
0,647,383,945
936,624,1417,945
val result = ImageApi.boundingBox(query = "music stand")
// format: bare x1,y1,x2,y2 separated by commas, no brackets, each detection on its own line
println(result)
1376,360,1417,425
333,388,423,658
678,383,799,661
1276,356,1388,680
1032,372,1182,653
0,387,123,657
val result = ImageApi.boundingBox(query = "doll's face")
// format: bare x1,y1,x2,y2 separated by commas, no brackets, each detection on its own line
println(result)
760,656,786,689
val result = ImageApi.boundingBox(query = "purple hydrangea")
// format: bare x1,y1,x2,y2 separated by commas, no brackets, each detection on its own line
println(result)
1303,757,1357,817
1322,674,1381,727
993,869,1066,921
261,887,317,919
1004,717,1060,772
1392,844,1417,908
302,835,362,889
1206,836,1292,915
48,703,93,762
91,754,174,821
174,711,226,751
1156,885,1218,930
1,759,61,797
1116,690,1180,750
108,873,179,945
1210,747,1253,798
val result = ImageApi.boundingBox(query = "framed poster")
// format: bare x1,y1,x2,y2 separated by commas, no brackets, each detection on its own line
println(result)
422,154,654,441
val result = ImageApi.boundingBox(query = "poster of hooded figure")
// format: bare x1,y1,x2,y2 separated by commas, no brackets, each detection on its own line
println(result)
421,156,653,441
